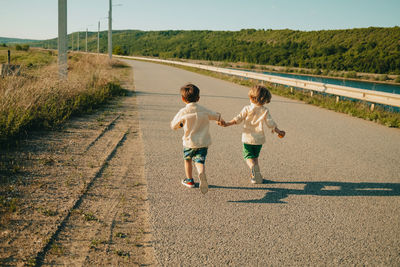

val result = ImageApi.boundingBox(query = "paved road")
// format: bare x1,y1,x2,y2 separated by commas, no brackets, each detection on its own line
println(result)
124,59,400,266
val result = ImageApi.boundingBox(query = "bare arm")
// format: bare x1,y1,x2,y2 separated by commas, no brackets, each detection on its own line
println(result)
170,111,184,130
273,127,286,138
218,119,236,127
218,106,246,127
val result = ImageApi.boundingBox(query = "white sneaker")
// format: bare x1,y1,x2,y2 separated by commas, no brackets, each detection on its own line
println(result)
199,173,208,194
251,165,263,184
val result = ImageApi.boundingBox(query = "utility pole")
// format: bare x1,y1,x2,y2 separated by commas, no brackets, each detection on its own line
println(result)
108,0,112,59
58,0,67,79
86,28,88,52
77,31,80,51
71,32,74,51
97,21,100,54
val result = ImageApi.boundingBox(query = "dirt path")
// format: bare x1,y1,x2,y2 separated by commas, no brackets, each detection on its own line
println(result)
0,73,155,266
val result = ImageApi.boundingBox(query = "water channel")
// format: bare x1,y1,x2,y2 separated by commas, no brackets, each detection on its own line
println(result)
256,70,400,95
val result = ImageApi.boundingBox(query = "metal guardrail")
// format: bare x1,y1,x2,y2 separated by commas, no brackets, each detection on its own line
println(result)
118,55,400,109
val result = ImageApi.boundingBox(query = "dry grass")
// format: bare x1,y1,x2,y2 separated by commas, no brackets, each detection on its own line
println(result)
0,47,55,68
0,53,127,146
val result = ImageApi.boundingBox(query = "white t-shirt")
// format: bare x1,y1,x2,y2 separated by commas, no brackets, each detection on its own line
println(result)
171,102,221,148
233,102,277,145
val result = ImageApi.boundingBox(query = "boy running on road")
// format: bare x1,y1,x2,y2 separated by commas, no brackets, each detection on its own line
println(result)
171,83,222,194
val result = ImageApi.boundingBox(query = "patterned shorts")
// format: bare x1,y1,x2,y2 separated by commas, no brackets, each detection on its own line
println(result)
183,147,208,164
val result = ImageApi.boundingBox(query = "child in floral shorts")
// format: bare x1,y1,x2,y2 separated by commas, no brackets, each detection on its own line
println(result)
171,83,222,194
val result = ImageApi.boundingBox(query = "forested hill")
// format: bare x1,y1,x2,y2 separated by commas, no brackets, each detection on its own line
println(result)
35,27,400,74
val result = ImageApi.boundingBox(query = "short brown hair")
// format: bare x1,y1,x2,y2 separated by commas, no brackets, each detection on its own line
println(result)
180,83,200,103
248,85,271,105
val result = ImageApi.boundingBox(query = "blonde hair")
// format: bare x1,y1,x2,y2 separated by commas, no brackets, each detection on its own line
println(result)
248,85,271,105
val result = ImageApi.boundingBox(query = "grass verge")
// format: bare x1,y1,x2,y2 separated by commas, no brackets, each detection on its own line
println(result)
0,47,55,68
0,52,129,147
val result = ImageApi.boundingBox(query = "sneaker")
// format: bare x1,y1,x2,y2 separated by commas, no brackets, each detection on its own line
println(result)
251,165,263,184
199,173,208,194
182,178,195,188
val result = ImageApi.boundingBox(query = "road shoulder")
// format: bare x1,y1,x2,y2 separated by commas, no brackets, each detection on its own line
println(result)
0,69,156,266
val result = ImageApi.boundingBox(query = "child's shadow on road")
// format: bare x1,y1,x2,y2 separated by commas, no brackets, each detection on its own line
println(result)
209,181,400,204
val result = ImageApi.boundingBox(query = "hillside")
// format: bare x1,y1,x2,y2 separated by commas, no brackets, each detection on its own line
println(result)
32,27,400,74
0,37,40,44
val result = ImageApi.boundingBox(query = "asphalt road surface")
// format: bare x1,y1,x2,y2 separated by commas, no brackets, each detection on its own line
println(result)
123,59,400,266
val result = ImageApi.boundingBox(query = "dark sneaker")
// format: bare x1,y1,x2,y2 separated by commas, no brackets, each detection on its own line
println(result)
182,178,195,188
199,173,208,194
251,165,263,184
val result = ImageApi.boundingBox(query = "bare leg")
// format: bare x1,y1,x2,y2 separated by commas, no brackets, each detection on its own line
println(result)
245,158,258,170
195,162,208,194
194,162,205,176
184,159,193,179
246,158,262,184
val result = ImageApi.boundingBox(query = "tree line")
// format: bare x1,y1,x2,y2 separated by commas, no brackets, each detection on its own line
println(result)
33,27,400,74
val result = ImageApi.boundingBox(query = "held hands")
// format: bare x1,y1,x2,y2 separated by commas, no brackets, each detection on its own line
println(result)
217,119,226,127
217,119,235,127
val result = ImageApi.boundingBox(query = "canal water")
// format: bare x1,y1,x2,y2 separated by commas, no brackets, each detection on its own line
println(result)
257,70,400,95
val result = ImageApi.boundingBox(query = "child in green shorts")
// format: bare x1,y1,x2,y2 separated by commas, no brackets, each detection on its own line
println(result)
219,85,285,184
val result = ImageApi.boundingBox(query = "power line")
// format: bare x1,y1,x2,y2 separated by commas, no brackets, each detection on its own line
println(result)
108,0,112,59
58,0,67,79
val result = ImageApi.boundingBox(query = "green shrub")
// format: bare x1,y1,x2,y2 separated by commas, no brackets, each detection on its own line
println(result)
344,71,357,78
322,69,330,76
15,44,29,51
379,74,388,81
243,64,255,69
113,45,126,55
313,69,322,75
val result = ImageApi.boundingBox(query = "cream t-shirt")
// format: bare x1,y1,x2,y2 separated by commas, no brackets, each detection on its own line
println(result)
233,102,277,145
171,103,221,148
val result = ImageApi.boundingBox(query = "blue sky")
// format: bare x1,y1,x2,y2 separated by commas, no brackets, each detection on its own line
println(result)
1,0,399,40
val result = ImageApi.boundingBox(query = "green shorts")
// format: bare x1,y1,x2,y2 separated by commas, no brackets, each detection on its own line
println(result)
242,143,262,159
